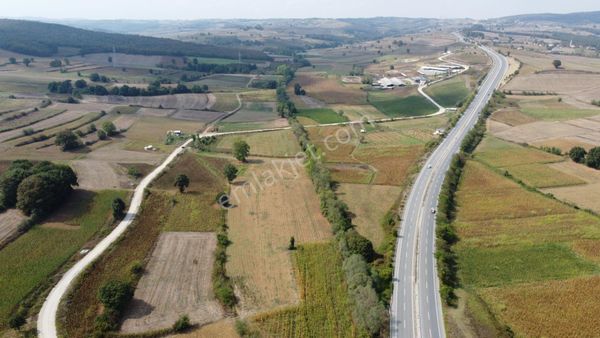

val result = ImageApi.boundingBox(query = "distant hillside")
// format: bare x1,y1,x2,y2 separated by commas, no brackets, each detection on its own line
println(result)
494,11,600,25
0,19,271,60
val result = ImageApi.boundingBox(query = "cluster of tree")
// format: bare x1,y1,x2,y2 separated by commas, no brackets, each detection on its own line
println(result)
249,79,278,89
48,79,208,97
89,73,110,83
0,160,78,217
191,135,217,151
182,61,258,74
275,66,298,118
95,280,134,332
569,146,600,169
55,121,117,151
179,73,202,82
294,83,306,96
0,19,271,60
289,118,387,335
540,146,562,155
8,57,33,66
49,59,63,68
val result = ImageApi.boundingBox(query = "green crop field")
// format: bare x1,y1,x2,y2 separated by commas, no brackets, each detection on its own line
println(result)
424,76,471,107
0,190,127,329
215,130,301,157
253,242,366,337
297,108,349,124
368,91,437,117
520,107,600,121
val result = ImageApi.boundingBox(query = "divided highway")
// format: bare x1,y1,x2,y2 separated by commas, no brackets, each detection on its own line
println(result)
390,45,508,338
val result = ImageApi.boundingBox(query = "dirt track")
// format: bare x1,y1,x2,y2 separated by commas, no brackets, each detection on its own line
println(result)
120,232,223,333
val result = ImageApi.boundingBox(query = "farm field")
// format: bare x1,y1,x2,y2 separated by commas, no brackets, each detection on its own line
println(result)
368,90,438,117
221,101,278,122
253,243,364,337
424,75,471,108
0,209,26,248
336,184,402,247
62,192,169,337
211,93,241,112
123,116,205,152
214,130,301,157
293,73,367,105
328,104,388,121
226,159,332,316
191,74,253,91
297,107,349,124
0,190,127,329
449,157,600,336
152,153,229,232
215,119,288,132
84,93,216,110
120,232,223,333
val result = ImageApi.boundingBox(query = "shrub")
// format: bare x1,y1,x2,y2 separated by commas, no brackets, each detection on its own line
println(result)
55,130,81,151
173,315,191,332
569,146,587,164
97,280,133,311
586,147,600,169
345,229,376,262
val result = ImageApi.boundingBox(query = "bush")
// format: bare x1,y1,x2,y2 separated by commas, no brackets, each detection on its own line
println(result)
587,147,600,169
55,130,81,151
173,315,191,332
345,229,376,262
8,312,26,329
98,280,133,311
569,146,587,164
101,121,117,136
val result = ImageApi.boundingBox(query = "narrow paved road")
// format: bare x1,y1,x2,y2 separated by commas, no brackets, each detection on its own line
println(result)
390,45,508,338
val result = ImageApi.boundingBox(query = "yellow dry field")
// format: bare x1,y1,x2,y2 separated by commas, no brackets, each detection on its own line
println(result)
336,184,401,247
226,159,332,316
124,116,205,152
511,50,600,74
481,276,600,338
168,319,239,338
475,137,562,167
543,161,600,213
307,125,360,163
490,108,537,126
504,71,600,103
120,232,223,333
354,145,424,186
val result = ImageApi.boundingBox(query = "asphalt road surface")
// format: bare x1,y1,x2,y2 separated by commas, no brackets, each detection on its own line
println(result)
390,44,508,338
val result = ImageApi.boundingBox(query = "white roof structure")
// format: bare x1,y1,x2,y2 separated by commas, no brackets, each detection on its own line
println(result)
376,77,405,88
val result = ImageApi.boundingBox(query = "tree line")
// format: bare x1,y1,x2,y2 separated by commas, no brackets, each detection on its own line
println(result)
47,79,208,97
290,118,387,336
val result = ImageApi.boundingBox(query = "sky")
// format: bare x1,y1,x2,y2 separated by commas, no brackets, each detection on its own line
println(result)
2,0,598,20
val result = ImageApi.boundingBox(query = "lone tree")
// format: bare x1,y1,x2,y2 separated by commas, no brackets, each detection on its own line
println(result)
553,59,562,69
102,121,118,136
112,198,126,220
569,146,587,164
586,147,600,169
55,130,81,151
233,140,250,162
23,58,31,67
9,57,16,64
288,236,296,250
174,174,190,193
223,164,238,183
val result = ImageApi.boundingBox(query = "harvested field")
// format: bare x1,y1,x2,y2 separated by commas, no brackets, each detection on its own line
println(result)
328,104,388,121
503,163,585,188
227,160,332,316
216,119,289,132
86,142,163,164
71,160,132,190
220,102,277,122
336,184,401,247
215,130,301,158
511,50,600,74
171,109,225,122
253,243,362,337
293,73,367,105
137,107,175,117
121,232,223,333
490,109,538,126
193,74,253,90
84,94,213,110
212,93,240,112
307,125,359,163
0,109,79,143
124,117,205,152
504,71,600,103
0,209,26,248
354,145,424,186
481,276,600,337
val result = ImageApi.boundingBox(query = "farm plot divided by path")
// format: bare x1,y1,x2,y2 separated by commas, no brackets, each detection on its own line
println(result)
227,159,332,316
121,232,223,333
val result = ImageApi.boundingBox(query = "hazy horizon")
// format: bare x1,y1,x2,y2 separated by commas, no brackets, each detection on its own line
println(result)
1,0,598,21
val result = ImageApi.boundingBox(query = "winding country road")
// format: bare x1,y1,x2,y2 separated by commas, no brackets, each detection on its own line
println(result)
390,44,508,338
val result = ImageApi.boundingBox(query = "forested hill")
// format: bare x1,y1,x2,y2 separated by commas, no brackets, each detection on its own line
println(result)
494,11,600,25
0,19,271,60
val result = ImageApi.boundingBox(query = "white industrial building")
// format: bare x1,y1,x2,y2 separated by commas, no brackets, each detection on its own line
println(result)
374,77,406,89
